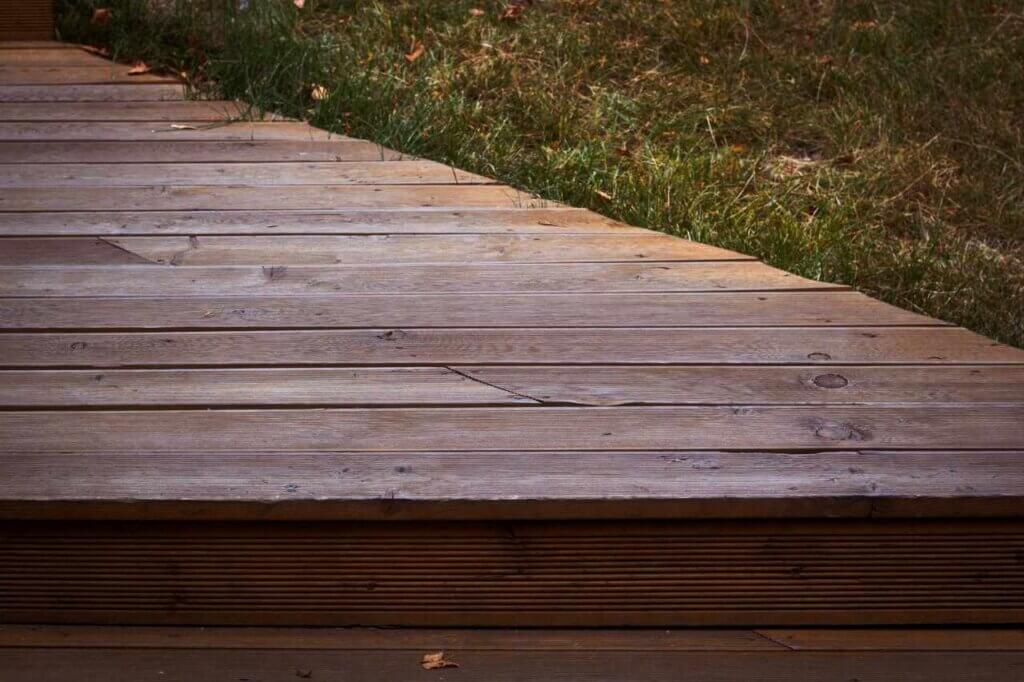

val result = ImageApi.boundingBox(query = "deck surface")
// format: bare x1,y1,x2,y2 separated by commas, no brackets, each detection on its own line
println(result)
3,625,1024,681
1,43,1024,631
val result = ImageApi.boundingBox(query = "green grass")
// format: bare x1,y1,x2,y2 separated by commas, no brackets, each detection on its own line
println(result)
58,0,1024,346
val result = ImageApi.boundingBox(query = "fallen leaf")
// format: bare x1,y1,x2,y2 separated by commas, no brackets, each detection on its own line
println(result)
595,189,613,201
851,19,878,30
500,1,531,21
80,44,110,57
614,143,631,158
310,84,328,101
730,143,747,153
91,8,111,25
127,61,151,75
405,41,425,63
468,8,485,16
169,124,199,130
817,54,834,66
421,652,459,670
699,54,710,65
293,0,304,8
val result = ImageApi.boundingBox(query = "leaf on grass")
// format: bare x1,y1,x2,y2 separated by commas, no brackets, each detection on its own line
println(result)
851,19,878,30
405,41,425,63
91,8,111,25
293,0,305,8
421,652,459,670
127,61,151,75
595,189,613,201
699,54,710,65
500,1,531,21
310,84,329,101
468,8,485,16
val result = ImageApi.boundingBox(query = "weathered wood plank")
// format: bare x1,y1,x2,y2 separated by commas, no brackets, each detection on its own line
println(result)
0,185,538,210
0,292,935,329
757,628,1024,651
0,50,115,67
1,451,1022,520
6,646,1023,681
0,624,781,651
457,365,1024,405
1,405,1021,451
0,101,274,120
0,121,344,141
0,367,531,407
0,140,400,163
0,161,495,186
0,238,153,265
1,327,1018,367
0,83,185,101
0,235,743,264
0,208,641,235
0,65,178,84
0,263,837,296
8,365,1014,407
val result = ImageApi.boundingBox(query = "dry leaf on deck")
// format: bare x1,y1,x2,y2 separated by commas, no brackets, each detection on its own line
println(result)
127,61,151,75
405,41,425,63
421,652,459,670
80,45,110,57
91,8,111,25
169,124,199,130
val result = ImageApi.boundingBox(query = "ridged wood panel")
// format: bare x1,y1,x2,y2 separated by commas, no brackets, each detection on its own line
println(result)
1,520,1022,627
0,2,52,41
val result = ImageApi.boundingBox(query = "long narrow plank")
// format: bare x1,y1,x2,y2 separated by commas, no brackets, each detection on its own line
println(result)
0,65,178,84
0,208,642,235
0,101,283,120
0,238,152,265
0,161,495,186
2,405,1021,451
0,185,535,210
0,121,344,141
2,328,1018,367
1,519,1022,627
0,263,837,296
757,628,1024,651
0,83,185,101
0,42,77,49
1,451,1022,520
0,625,779,651
0,235,743,264
0,140,401,163
0,292,935,329
0,50,115,67
9,365,1015,408
0,64,177,84
457,365,1024,405
0,367,532,407
6,647,1021,681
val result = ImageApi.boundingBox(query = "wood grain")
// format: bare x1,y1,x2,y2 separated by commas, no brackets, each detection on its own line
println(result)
1,327,1018,367
0,121,344,141
0,292,933,329
0,50,111,67
0,208,643,235
0,83,186,101
0,140,401,163
0,100,279,120
0,161,494,186
1,451,1022,520
0,235,743,264
0,65,178,84
2,405,1021,451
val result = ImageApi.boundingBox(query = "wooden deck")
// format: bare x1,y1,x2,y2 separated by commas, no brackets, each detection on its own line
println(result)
1,41,1024,636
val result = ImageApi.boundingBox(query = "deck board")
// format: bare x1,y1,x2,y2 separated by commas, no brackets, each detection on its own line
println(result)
1,44,1023,631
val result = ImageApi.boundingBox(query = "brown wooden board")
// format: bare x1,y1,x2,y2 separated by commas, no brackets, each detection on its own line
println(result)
0,235,745,264
0,83,185,101
0,161,495,186
0,208,643,235
0,140,402,163
0,327,1018,367
0,519,1022,627
0,121,353,141
0,100,279,120
1,451,1022,521
0,65,178,84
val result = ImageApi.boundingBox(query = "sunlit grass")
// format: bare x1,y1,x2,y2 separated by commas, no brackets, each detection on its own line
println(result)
58,0,1024,346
